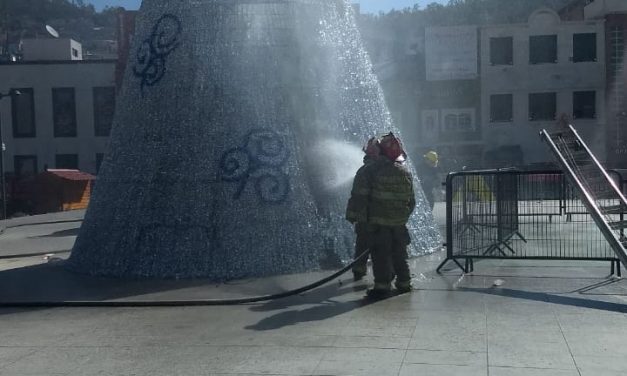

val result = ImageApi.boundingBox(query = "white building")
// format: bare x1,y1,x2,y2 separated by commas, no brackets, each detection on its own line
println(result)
21,38,83,61
0,40,115,177
420,25,483,169
585,0,627,19
480,8,606,166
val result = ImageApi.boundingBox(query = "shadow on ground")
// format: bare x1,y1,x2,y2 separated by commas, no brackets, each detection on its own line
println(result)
0,259,367,312
30,228,80,238
0,261,211,306
246,283,375,331
250,281,368,312
463,286,627,313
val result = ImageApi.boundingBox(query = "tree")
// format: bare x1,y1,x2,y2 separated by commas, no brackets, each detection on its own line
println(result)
1,0,113,47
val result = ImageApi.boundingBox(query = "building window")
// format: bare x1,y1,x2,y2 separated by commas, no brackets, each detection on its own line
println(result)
530,35,557,64
490,94,513,122
490,37,513,65
96,153,105,174
441,109,475,132
529,93,557,121
72,48,79,58
458,113,472,129
444,114,457,131
573,33,596,62
56,154,79,169
11,88,36,138
14,155,38,178
421,110,439,143
573,91,596,119
52,88,77,137
93,87,116,137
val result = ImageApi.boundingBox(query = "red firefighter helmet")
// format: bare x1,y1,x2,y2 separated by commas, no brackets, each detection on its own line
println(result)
363,137,381,157
379,132,406,162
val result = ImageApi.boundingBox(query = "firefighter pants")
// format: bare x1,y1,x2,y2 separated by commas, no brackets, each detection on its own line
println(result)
352,222,370,276
369,224,411,289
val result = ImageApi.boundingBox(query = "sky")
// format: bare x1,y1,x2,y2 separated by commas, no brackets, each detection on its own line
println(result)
88,0,448,13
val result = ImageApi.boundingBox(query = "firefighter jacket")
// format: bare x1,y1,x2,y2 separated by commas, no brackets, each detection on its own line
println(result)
346,157,416,226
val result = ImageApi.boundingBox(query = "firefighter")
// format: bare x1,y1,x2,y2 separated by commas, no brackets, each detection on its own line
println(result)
418,150,439,210
346,132,416,298
350,137,380,281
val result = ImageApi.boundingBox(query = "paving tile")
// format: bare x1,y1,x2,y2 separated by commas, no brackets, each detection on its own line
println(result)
333,335,410,349
488,340,576,370
415,321,486,339
0,373,69,376
487,309,558,324
227,346,325,375
341,314,418,326
337,324,416,338
314,359,402,376
556,311,627,334
0,347,39,370
404,349,486,366
0,346,164,375
574,355,627,374
579,371,625,376
154,346,326,375
0,326,84,347
210,333,338,348
242,346,326,375
321,347,406,364
486,302,557,318
487,319,562,335
488,328,566,345
416,309,486,323
408,329,486,352
563,331,627,356
339,317,417,337
348,307,421,319
399,363,486,376
489,366,579,376
57,373,153,376
416,310,486,333
410,291,487,313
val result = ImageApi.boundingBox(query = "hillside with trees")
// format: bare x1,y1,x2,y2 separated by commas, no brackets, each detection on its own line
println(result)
0,0,121,57
1,0,577,59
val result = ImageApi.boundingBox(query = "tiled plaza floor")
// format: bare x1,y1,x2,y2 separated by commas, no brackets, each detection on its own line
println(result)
1,206,627,375
1,252,626,375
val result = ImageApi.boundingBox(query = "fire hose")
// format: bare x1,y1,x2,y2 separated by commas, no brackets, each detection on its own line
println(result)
0,250,370,308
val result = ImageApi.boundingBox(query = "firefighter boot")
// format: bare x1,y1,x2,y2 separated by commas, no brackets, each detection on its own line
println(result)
366,282,393,299
395,280,412,294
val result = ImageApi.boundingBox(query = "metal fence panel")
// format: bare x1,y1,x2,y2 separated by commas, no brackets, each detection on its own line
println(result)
439,170,622,274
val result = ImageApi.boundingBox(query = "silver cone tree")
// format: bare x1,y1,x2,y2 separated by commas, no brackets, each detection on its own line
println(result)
69,0,441,280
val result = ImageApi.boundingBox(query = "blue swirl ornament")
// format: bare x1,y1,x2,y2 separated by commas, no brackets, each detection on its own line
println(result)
133,14,182,94
220,129,290,204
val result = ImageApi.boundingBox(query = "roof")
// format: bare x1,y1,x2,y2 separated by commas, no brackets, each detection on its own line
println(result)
0,59,117,66
558,0,589,19
44,169,95,181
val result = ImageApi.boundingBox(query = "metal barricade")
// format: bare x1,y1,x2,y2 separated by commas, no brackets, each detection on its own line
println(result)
437,169,622,274
563,170,623,221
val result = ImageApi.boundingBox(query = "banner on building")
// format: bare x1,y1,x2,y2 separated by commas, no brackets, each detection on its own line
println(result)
425,26,478,81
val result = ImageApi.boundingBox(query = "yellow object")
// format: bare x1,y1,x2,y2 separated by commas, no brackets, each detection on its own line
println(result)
424,151,439,165
453,175,495,202
424,150,439,163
